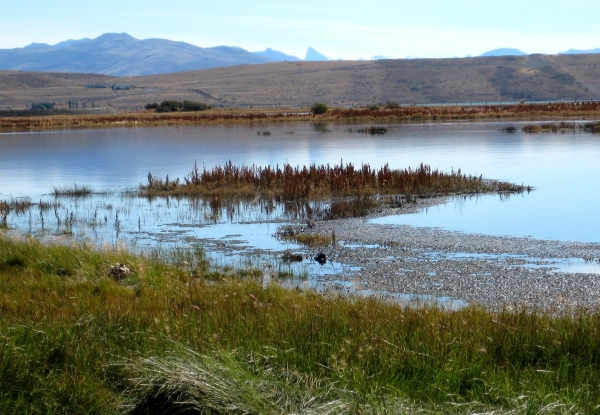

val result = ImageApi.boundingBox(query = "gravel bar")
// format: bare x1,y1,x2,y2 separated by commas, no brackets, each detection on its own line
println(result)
300,197,600,312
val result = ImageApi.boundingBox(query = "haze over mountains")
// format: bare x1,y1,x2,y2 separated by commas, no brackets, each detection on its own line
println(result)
0,33,324,76
2,33,600,77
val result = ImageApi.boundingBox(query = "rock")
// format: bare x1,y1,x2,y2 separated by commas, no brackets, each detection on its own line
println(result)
109,263,130,280
314,252,327,265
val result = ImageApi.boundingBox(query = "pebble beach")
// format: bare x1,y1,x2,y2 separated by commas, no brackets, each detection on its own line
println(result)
301,197,600,312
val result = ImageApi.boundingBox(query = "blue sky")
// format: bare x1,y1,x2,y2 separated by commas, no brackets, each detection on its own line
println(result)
2,0,600,59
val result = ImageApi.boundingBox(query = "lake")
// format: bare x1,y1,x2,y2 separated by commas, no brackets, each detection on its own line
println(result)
1,119,600,260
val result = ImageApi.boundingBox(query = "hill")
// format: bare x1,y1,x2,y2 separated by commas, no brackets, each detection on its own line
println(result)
561,48,600,55
2,53,600,110
0,33,272,76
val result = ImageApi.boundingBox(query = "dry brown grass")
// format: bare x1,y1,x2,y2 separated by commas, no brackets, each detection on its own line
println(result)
3,102,600,132
140,161,525,200
3,53,600,111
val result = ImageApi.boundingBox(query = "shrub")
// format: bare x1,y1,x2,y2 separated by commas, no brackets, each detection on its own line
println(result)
310,103,328,115
385,100,400,109
182,100,210,112
149,100,210,112
31,102,55,110
155,101,184,113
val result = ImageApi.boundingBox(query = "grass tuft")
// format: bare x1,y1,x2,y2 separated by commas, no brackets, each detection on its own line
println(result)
51,183,94,197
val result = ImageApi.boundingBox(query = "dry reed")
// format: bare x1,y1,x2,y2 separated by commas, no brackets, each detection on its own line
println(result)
140,161,525,200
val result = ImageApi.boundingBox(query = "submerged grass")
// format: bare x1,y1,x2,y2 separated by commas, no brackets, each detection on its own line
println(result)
523,121,600,133
2,236,600,413
51,183,95,197
140,161,525,201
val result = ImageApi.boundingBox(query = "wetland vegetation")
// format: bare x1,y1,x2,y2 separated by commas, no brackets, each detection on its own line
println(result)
2,120,600,413
4,101,600,132
139,161,525,200
3,236,600,413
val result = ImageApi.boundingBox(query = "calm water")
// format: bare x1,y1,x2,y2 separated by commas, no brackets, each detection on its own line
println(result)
1,119,600,244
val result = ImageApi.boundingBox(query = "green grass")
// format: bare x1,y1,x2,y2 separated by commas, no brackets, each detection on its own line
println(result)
1,236,600,413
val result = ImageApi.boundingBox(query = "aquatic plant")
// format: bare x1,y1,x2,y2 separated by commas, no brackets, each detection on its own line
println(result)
523,122,579,133
140,161,525,200
51,183,94,197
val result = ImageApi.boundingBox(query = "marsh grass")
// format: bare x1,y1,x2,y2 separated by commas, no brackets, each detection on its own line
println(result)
140,161,525,201
51,184,112,197
2,236,600,413
4,102,600,132
276,229,335,247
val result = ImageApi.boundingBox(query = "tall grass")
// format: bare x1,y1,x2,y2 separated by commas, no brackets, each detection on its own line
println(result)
140,161,524,200
2,236,600,413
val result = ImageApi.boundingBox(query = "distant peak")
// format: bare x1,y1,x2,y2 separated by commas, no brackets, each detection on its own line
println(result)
305,46,328,61
479,48,528,57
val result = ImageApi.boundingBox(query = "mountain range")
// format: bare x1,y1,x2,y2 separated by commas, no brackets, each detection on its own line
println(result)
1,33,600,77
0,33,325,76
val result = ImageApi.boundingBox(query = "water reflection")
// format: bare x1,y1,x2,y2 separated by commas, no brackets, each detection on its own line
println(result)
263,271,468,310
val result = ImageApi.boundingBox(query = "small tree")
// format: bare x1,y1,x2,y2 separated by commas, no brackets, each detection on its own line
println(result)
385,100,400,109
311,103,328,115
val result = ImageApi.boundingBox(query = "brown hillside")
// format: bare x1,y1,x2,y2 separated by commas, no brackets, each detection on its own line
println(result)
1,54,599,110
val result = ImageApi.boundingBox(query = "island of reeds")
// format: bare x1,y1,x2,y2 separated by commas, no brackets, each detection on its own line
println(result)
2,236,600,413
139,161,526,200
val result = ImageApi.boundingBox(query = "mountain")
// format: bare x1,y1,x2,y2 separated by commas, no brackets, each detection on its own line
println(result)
252,48,301,61
0,33,272,76
305,47,329,61
560,48,600,54
479,48,528,57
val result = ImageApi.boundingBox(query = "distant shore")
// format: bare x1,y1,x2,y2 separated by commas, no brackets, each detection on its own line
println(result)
2,102,600,132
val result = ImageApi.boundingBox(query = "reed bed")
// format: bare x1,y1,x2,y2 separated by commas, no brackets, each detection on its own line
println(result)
2,236,600,413
140,161,525,200
329,101,600,120
523,121,600,133
0,111,310,131
3,102,600,132
51,183,95,197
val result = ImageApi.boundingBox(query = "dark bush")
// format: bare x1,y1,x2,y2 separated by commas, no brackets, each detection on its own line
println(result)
149,100,210,112
385,100,400,109
31,102,55,110
182,100,210,111
310,103,328,115
155,101,184,113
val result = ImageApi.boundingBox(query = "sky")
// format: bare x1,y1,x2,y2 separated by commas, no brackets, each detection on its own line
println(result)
2,0,600,59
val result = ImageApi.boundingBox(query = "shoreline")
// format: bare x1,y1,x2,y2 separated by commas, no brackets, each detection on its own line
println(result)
3,103,600,133
300,197,600,312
